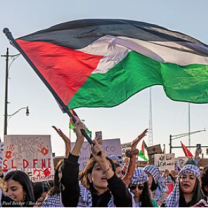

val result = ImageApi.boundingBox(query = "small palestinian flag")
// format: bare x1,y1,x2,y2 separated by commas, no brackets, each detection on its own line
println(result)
138,140,148,161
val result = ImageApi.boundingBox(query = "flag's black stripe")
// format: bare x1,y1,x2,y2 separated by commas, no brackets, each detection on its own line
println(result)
18,19,208,56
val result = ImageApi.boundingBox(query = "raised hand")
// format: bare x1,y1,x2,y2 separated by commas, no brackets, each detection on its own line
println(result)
52,126,71,158
52,126,71,145
131,129,148,150
70,120,85,156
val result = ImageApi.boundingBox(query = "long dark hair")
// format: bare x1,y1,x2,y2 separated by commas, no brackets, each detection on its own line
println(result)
82,157,116,191
201,166,208,197
33,182,49,201
140,182,154,207
179,178,204,207
4,170,35,207
150,178,158,192
48,159,63,195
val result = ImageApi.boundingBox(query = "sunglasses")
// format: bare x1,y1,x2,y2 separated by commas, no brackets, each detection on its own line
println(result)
129,184,144,190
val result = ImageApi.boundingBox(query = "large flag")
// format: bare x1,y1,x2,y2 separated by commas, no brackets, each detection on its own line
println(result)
138,140,148,161
69,109,92,136
15,19,208,109
181,141,193,157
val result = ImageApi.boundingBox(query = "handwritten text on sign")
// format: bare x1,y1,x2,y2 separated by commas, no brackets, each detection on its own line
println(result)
3,135,54,182
154,153,175,171
72,138,121,171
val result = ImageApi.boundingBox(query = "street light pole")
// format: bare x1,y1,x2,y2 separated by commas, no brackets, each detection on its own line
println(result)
1,48,21,138
2,48,9,136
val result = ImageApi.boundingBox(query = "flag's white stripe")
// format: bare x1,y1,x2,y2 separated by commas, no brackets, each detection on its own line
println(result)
78,35,208,74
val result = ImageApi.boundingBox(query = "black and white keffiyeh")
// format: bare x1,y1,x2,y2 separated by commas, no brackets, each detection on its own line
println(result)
144,165,160,184
78,184,115,207
108,155,124,167
164,165,201,207
130,168,149,185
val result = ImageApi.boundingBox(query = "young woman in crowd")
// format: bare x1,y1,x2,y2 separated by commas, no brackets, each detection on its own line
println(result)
162,164,204,207
108,155,124,178
129,168,158,207
32,182,49,207
194,166,208,207
41,160,64,207
41,126,71,207
169,170,178,185
4,170,35,207
60,120,133,207
144,165,168,206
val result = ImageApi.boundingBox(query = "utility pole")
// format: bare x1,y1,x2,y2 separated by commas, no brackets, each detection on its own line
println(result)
2,48,9,136
1,48,20,138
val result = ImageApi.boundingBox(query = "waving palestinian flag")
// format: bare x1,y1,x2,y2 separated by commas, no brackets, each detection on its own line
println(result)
15,19,208,109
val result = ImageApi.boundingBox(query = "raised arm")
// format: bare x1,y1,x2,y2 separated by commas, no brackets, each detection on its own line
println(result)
60,121,85,207
52,126,71,158
122,129,148,187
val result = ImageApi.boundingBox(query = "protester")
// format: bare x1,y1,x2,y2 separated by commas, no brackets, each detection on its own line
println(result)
41,126,71,207
108,155,124,178
129,168,158,207
4,170,35,207
41,160,64,207
61,120,133,207
162,170,172,184
193,165,208,207
169,170,178,185
32,182,49,207
144,165,168,206
162,164,204,207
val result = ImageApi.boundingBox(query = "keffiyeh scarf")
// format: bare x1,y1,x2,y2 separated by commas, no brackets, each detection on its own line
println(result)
130,168,149,184
144,165,160,184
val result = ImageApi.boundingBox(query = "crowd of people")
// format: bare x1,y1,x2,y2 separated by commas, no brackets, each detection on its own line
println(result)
0,120,207,207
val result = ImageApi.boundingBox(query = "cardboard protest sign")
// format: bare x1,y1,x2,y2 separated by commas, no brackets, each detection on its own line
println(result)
147,144,163,165
121,142,131,158
72,138,121,170
154,153,175,171
3,135,54,182
0,143,4,168
175,157,189,169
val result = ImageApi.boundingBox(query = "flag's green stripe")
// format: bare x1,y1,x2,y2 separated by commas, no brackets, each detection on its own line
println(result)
69,51,208,109
69,122,91,135
138,150,148,161
69,123,74,130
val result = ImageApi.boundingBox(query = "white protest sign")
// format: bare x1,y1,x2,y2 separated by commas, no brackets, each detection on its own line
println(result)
3,135,54,182
175,157,188,169
154,153,175,171
72,138,121,170
121,142,131,158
